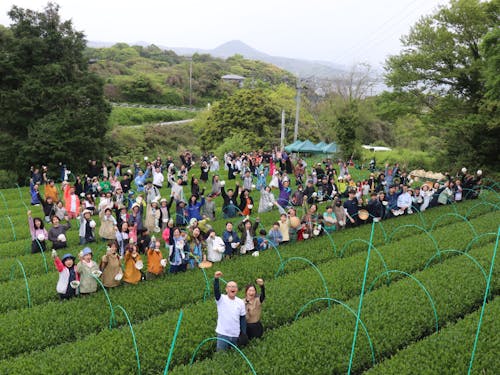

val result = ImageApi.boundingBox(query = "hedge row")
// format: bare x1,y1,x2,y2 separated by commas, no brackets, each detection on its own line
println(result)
1,197,494,281
168,244,499,374
0,209,497,315
0,226,496,372
365,297,500,374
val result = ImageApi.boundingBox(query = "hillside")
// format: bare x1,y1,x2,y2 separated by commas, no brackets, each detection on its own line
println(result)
84,43,296,106
88,39,347,78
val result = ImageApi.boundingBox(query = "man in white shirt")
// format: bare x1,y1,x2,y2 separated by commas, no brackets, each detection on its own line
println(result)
152,166,164,189
214,271,246,351
396,185,413,215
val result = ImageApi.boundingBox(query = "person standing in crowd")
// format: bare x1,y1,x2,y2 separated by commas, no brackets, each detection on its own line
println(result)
213,270,247,351
99,241,122,288
48,215,71,250
27,210,48,253
245,278,266,340
52,251,79,300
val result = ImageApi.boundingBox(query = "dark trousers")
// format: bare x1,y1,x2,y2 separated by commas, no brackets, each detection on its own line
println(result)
247,321,264,340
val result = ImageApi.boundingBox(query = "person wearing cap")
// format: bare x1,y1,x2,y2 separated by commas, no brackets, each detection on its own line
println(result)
76,247,99,294
213,271,247,351
100,241,122,288
79,208,96,245
52,251,79,300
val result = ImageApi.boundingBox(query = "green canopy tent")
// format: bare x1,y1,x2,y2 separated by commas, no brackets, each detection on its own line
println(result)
322,142,338,154
316,141,328,150
284,140,304,153
296,140,323,153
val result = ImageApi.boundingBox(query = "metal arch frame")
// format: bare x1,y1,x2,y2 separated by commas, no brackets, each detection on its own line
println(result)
367,270,439,333
189,337,257,374
275,257,331,308
293,297,376,366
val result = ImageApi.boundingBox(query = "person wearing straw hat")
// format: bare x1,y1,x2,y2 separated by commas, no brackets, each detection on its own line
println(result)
52,251,79,300
213,271,247,351
76,247,100,295
79,208,96,245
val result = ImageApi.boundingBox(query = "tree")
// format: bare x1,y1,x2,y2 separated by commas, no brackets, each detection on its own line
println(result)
198,88,280,150
384,0,499,170
0,3,111,176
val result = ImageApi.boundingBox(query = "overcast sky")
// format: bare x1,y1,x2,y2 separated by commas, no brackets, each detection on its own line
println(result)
0,0,450,67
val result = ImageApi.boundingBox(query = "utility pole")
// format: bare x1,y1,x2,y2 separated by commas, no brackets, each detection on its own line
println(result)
188,57,193,107
280,109,286,150
294,76,301,142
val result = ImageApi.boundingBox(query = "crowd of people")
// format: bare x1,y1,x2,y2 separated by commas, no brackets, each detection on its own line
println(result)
26,150,485,348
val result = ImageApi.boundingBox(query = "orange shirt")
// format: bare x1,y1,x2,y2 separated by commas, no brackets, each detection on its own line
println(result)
44,184,59,202
147,249,164,275
123,253,142,284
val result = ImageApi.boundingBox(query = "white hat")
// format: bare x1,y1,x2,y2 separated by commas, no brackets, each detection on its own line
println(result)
37,233,45,241
57,234,66,242
134,260,144,270
114,273,123,281
89,220,96,228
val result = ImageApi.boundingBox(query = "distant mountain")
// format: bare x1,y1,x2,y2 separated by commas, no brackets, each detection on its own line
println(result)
87,39,347,78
